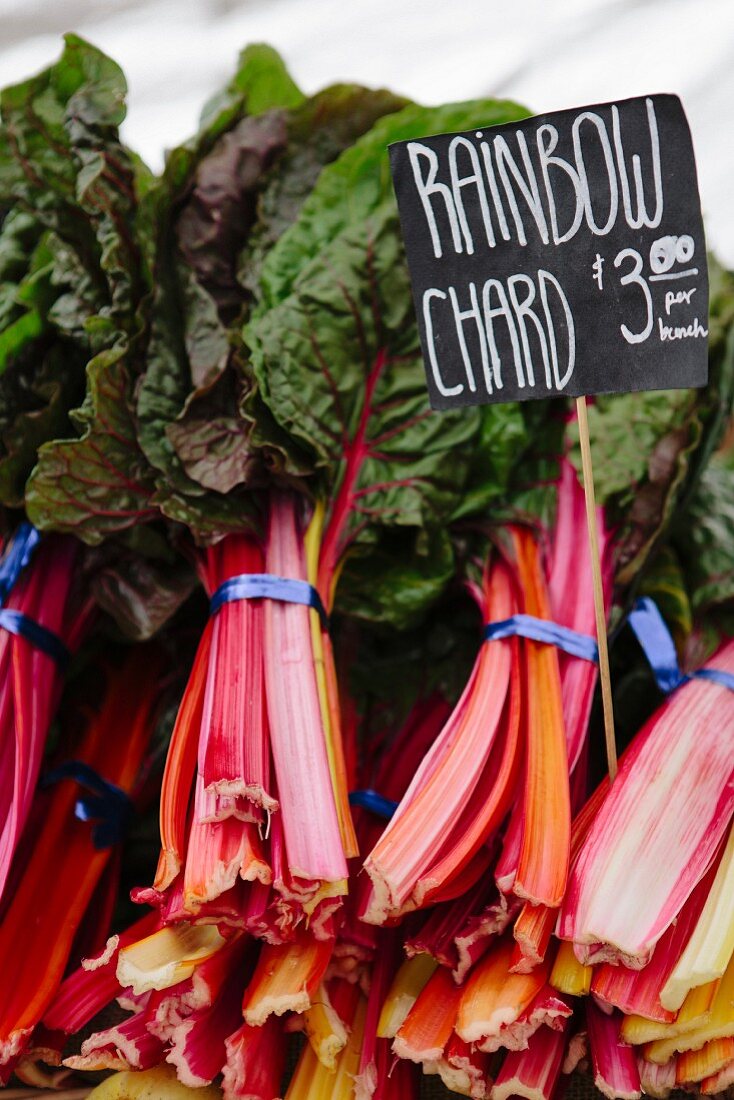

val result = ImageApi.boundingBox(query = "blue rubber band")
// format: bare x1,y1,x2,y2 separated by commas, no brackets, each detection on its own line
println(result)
0,608,70,668
484,614,599,663
694,667,734,692
628,598,734,694
349,789,398,820
42,760,132,849
0,523,69,667
0,522,40,604
210,573,329,631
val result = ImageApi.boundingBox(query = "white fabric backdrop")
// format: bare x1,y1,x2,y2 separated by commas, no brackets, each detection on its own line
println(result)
0,0,732,263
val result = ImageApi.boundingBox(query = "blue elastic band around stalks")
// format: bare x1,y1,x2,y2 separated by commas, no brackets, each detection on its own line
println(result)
484,614,599,663
0,521,40,603
627,597,734,695
349,789,398,820
210,573,329,631
0,608,70,668
42,760,132,849
350,600,734,826
0,522,70,667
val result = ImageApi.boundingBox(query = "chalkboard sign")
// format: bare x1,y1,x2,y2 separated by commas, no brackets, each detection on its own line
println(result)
389,94,708,410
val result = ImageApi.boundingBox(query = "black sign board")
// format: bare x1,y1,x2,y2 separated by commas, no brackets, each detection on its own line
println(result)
389,94,708,410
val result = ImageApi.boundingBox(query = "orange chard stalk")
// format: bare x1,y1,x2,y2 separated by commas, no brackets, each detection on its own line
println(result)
516,737,614,972
242,927,334,1026
701,1051,734,1094
414,651,522,910
510,525,571,908
511,903,554,974
155,622,213,890
393,965,463,1064
456,937,548,1047
677,1038,734,1086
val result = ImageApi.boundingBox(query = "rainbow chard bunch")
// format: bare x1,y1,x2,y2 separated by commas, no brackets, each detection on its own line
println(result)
359,362,731,923
0,645,163,1081
0,524,93,907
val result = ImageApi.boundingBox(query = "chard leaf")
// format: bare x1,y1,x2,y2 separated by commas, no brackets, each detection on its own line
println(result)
137,70,408,538
134,47,308,536
336,526,455,630
673,457,734,617
26,346,157,541
246,96,532,621
449,403,532,523
239,83,408,294
257,97,530,309
0,36,154,530
196,44,304,148
0,342,86,507
165,371,260,493
0,34,138,323
176,111,289,335
84,530,198,641
248,203,480,568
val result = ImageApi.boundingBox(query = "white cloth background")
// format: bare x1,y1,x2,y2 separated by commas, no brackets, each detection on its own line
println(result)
0,0,732,264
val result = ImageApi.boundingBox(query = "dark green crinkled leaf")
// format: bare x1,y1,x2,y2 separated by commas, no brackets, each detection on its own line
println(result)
256,98,531,310
673,457,734,617
85,533,198,641
245,98,533,624
26,347,157,541
0,341,86,507
137,65,409,539
336,526,455,630
249,203,479,554
0,35,157,540
0,34,142,326
239,83,408,296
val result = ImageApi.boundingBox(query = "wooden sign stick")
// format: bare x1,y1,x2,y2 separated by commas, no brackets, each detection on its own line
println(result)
575,395,618,781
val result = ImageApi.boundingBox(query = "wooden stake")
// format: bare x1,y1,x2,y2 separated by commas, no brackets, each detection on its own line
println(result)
575,395,617,781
